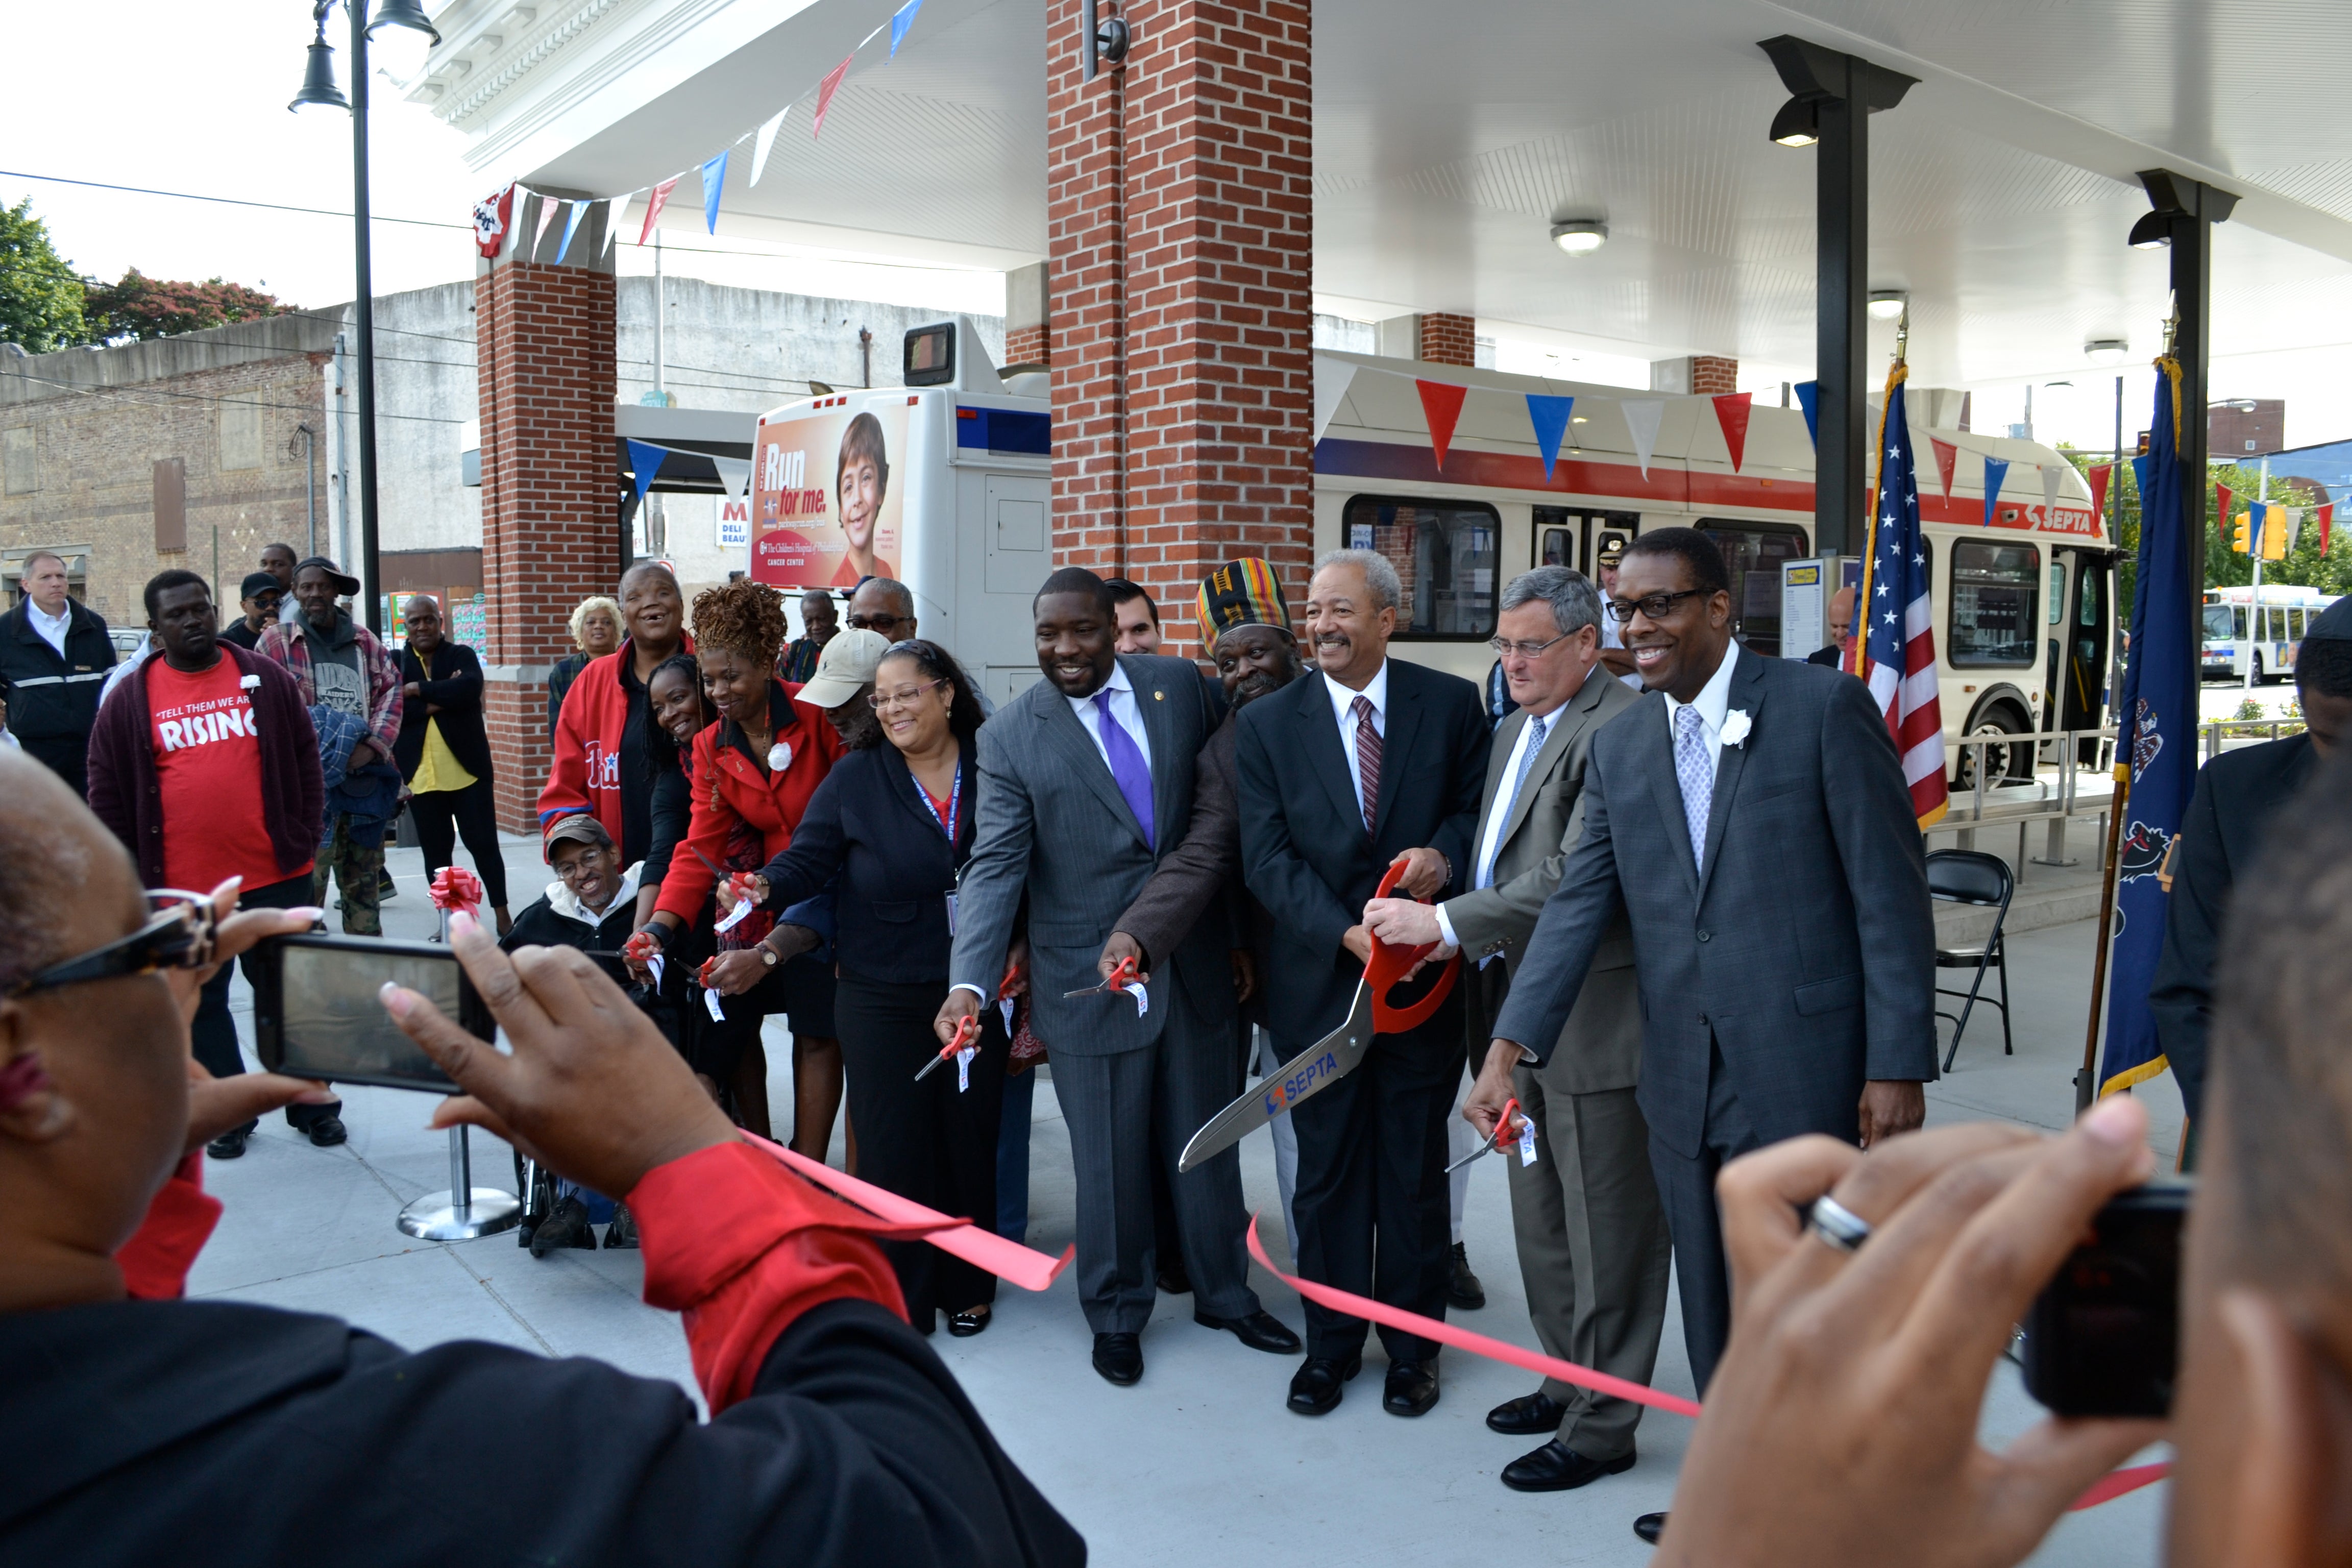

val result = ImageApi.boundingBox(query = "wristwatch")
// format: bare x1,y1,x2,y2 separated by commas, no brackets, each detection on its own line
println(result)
757,942,780,967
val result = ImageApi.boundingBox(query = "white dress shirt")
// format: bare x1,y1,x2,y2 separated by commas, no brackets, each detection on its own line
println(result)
26,599,71,658
1432,696,1561,952
1067,660,1153,774
1324,660,1389,808
1662,641,1742,782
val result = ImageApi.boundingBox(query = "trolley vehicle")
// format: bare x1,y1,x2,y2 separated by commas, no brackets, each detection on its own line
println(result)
2200,584,2339,682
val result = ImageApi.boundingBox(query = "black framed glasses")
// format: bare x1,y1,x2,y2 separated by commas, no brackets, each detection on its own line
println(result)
11,891,217,998
1487,631,1576,660
1605,589,1705,624
848,612,914,634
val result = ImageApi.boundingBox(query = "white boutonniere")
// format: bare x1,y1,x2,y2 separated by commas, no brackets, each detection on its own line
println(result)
239,674,261,691
1720,709,1753,748
768,741,793,772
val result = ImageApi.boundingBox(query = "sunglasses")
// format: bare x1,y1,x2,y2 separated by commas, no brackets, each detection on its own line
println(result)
10,891,218,998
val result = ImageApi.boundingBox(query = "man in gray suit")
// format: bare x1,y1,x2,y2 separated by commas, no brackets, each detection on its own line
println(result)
937,567,1298,1386
1463,529,1935,1524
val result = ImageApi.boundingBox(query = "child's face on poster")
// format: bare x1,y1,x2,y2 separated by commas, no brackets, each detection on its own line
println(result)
839,455,883,548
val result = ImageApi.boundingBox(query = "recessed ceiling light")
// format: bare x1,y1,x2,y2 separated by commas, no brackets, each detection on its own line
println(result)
1550,220,1608,256
2084,338,2129,362
1867,290,1907,321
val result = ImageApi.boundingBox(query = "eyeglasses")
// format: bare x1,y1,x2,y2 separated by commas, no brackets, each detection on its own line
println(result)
1605,589,1706,624
10,891,217,998
869,677,950,712
848,612,913,633
551,849,616,884
1487,631,1577,660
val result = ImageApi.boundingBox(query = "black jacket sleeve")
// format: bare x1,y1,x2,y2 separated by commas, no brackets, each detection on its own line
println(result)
416,645,483,711
2150,762,2227,1122
644,766,691,892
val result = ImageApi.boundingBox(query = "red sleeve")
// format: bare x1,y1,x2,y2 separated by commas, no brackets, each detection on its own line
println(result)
630,1139,924,1413
537,671,596,828
115,1152,224,1301
654,728,732,923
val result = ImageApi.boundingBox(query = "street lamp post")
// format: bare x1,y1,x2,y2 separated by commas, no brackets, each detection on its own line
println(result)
290,0,438,635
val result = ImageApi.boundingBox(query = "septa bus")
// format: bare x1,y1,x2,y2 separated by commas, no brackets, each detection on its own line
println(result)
2200,584,2339,683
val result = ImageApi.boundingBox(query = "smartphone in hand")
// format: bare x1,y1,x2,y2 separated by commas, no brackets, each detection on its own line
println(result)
2021,1180,2190,1418
248,934,494,1093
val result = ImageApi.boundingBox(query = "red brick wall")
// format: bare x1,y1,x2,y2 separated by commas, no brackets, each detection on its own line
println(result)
1690,355,1739,396
1005,324,1050,366
1417,313,1477,368
1044,0,1315,657
476,259,618,833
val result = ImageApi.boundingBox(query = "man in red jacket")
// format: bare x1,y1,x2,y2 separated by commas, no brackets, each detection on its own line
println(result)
87,570,339,1158
540,562,690,865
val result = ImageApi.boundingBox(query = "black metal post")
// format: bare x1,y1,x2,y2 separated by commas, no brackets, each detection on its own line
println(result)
350,0,382,631
2167,208,2212,602
1815,84,1867,557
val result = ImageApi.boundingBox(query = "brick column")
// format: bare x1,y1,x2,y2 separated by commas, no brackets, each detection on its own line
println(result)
1417,312,1476,367
1690,355,1739,395
1044,0,1314,656
475,203,618,833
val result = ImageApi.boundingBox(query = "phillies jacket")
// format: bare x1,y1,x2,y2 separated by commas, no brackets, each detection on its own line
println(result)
537,636,692,853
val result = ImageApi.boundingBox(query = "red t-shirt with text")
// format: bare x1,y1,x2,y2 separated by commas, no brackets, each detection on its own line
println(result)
148,657,310,893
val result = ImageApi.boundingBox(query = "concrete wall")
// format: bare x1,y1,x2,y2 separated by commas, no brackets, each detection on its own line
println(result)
320,282,482,572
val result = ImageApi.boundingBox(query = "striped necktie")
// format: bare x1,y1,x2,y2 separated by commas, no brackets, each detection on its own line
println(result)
1352,694,1382,832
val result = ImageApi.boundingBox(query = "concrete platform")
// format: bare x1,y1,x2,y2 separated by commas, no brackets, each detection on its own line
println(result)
188,832,2171,1565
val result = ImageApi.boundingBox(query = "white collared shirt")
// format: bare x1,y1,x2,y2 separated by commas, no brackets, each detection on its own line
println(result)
1324,660,1389,807
1068,660,1153,775
1662,641,1742,781
26,599,71,658
1432,675,1582,951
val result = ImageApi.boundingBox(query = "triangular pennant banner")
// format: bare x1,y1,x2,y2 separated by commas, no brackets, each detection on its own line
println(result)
1416,380,1468,472
2318,503,2335,554
603,197,622,255
627,440,669,506
2131,455,2150,506
1931,437,1958,499
1710,392,1753,473
813,55,854,137
473,183,516,260
2215,483,2233,534
2041,462,2062,522
556,197,589,264
531,194,562,259
2248,501,2270,557
749,108,789,186
1981,456,2010,526
1312,358,1358,444
1793,381,1820,447
638,177,679,244
2086,461,2113,519
889,0,923,56
1525,394,1573,482
699,150,729,234
712,455,753,499
1622,400,1665,478
2286,506,2306,550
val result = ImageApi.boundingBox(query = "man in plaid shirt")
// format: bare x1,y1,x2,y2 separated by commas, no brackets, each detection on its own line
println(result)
258,556,402,934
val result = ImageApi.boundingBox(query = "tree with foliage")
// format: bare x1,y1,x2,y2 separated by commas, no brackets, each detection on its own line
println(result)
81,270,292,342
2199,460,2350,598
0,199,87,353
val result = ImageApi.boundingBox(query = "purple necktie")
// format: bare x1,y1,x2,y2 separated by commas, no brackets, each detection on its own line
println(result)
1093,689,1155,850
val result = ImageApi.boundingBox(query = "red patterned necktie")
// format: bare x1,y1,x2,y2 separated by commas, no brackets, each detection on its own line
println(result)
1352,694,1382,832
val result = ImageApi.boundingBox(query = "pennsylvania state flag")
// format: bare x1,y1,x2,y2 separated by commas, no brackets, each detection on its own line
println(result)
2098,359,2200,1095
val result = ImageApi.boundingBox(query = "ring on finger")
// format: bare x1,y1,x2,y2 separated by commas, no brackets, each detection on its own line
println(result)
1805,1193,1873,1253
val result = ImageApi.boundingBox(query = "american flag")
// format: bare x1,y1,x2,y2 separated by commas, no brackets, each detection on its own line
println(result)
1860,372,1949,827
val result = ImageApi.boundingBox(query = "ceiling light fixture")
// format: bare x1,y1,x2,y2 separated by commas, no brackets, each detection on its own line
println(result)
1866,290,1907,321
2084,338,2128,362
1550,220,1608,256
2127,211,2171,250
1769,95,1821,146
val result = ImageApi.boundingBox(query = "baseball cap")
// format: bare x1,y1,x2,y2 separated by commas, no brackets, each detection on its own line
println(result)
239,571,284,602
543,813,612,859
293,555,362,596
793,627,891,709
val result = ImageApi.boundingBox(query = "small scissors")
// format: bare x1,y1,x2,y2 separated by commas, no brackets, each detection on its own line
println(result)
1445,1096,1526,1174
917,1013,982,1083
1064,953,1140,999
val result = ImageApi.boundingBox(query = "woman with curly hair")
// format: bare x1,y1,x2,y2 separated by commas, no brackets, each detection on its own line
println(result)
631,580,848,1163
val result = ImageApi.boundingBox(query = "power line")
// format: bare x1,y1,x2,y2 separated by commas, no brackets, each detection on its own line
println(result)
3,365,464,426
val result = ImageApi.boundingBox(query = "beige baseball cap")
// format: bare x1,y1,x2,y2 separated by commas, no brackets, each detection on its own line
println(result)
792,627,892,709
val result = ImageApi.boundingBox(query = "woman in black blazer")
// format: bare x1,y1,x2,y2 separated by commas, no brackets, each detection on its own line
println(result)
745,639,1014,1338
393,594,509,935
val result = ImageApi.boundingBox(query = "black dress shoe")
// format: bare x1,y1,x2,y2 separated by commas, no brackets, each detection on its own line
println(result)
1633,1512,1668,1545
206,1126,251,1160
1486,1389,1567,1435
1157,1264,1192,1294
1448,1241,1486,1309
948,1306,992,1337
1383,1359,1439,1416
602,1203,640,1249
1286,1353,1362,1415
1502,1439,1636,1493
1092,1332,1143,1386
530,1195,596,1258
304,1114,348,1148
1195,1309,1301,1355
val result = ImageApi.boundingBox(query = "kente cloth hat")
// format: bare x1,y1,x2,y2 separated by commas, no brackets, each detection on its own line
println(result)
793,627,891,709
1195,558,1290,639
2307,596,2352,642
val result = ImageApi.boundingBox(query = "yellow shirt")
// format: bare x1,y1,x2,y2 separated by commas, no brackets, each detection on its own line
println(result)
410,718,477,795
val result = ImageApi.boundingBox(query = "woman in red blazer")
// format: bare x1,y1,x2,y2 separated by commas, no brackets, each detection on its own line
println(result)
633,581,847,1156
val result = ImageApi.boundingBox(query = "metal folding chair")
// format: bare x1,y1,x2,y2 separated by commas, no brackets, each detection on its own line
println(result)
1926,848,2014,1072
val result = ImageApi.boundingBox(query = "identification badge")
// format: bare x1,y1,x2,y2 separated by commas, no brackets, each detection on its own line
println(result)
705,988,726,1022
945,891,958,935
1517,1117,1538,1167
956,1043,976,1092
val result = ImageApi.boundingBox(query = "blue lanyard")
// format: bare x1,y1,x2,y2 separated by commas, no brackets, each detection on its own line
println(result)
927,761,962,841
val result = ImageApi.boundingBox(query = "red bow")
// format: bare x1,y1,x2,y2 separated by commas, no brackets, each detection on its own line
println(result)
428,866,484,917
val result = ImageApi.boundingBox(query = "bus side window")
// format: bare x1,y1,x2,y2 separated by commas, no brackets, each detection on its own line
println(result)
1342,494,1502,639
2234,606,2248,640
2289,607,2306,640
1948,540,2041,669
1540,528,1573,568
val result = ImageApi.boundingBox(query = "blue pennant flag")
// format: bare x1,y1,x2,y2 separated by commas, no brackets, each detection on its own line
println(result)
2098,362,2199,1097
1793,380,1820,446
1525,395,1573,482
556,199,588,265
889,0,923,56
2131,454,2150,502
1980,456,2010,526
699,150,729,235
2247,500,2269,555
627,440,669,506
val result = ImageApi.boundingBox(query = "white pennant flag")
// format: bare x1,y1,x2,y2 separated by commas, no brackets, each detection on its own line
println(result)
1312,357,1359,443
749,108,790,186
711,455,753,499
531,194,563,259
2040,462,2062,521
2287,506,2306,550
1622,400,1665,477
603,197,625,255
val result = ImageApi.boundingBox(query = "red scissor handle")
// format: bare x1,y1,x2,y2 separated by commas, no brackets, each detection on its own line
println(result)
1365,860,1459,1033
1492,1096,1523,1152
1102,954,1138,992
938,1013,980,1061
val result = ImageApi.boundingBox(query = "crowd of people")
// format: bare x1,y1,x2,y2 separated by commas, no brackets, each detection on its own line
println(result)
5,528,2352,1565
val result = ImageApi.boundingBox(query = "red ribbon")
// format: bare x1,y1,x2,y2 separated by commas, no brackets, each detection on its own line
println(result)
428,866,484,917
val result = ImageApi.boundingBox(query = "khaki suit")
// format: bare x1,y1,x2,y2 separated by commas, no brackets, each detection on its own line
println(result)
1444,665,1669,1460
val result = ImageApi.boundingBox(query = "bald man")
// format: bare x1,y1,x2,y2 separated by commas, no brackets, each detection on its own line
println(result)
1804,586,1856,671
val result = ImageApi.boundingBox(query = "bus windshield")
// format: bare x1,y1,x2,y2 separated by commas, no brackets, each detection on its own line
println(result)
2203,604,2235,642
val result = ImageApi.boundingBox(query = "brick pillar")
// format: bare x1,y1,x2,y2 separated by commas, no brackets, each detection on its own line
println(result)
1417,312,1476,367
1044,0,1314,656
1690,355,1739,395
476,203,618,834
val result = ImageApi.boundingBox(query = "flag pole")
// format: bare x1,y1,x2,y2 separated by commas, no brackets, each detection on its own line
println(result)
2075,768,2129,1117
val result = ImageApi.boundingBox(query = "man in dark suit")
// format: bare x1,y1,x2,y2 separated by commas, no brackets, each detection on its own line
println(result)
938,567,1297,1387
1235,549,1489,1418
1464,527,1935,1470
1803,585,1855,670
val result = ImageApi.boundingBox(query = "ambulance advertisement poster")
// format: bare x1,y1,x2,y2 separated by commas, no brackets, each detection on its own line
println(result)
750,402,905,589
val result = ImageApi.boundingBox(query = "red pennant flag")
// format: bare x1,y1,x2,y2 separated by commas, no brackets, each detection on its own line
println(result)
1930,437,1958,499
2086,462,2113,519
1710,393,1753,473
813,55,854,137
2215,483,2233,537
1416,379,1468,472
2318,502,2334,554
638,177,679,245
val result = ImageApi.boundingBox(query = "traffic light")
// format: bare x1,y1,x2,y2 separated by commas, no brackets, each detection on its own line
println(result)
2233,511,2251,553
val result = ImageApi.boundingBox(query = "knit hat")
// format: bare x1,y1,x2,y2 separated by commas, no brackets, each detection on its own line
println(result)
1195,558,1291,641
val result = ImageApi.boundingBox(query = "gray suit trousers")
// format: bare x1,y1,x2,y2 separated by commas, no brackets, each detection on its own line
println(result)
1052,976,1258,1334
1648,1039,1763,1396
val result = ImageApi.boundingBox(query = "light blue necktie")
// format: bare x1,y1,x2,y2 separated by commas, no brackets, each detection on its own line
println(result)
1673,703,1713,871
1478,713,1549,890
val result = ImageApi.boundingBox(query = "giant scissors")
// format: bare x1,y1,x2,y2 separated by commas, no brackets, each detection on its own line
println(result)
1177,861,1459,1173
